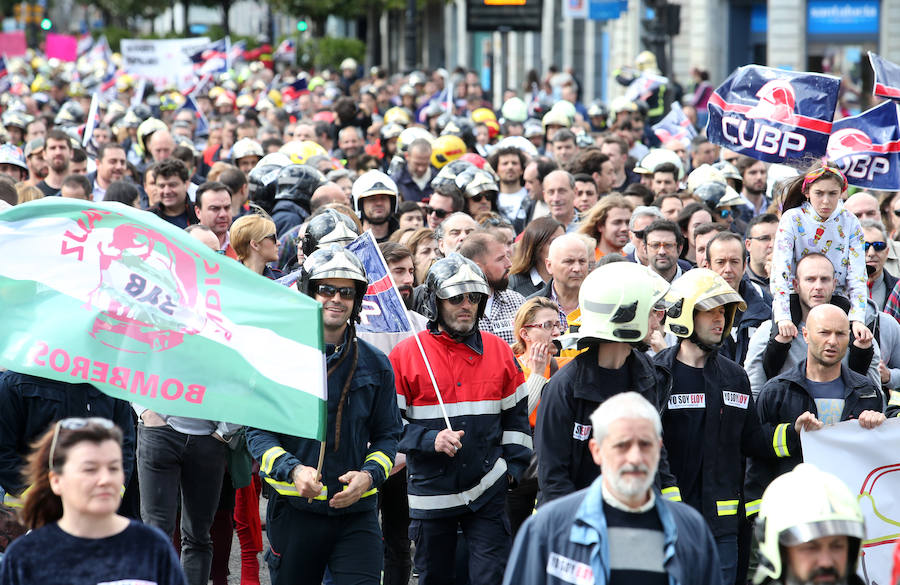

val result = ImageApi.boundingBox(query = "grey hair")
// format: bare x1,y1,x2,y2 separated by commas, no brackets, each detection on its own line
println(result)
860,219,889,242
544,169,576,189
629,206,664,230
434,212,476,241
590,392,662,444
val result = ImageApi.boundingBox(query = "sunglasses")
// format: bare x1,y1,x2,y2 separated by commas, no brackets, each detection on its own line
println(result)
719,209,733,219
865,241,888,252
426,207,450,219
523,321,562,332
631,229,646,239
893,209,900,218
469,193,494,203
49,417,116,470
446,292,485,305
315,283,356,300
263,234,277,243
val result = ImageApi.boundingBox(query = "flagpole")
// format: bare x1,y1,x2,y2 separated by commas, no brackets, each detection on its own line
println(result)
356,230,452,431
413,333,453,431
308,441,326,504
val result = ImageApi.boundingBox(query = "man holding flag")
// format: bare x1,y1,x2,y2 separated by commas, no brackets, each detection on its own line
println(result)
247,245,402,585
389,254,531,585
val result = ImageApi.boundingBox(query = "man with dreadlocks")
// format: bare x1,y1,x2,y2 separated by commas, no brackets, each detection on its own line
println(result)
247,245,402,585
388,254,531,585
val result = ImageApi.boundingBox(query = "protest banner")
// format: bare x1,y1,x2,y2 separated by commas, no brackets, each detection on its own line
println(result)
0,198,327,440
802,418,900,585
707,65,840,163
121,37,211,91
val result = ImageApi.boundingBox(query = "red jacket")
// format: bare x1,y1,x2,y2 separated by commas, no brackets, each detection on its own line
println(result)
390,329,531,519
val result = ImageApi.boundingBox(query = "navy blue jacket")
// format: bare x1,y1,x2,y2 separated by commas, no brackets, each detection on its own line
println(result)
247,331,402,515
271,199,310,237
745,360,882,504
654,345,792,531
391,163,434,203
0,371,136,495
503,477,722,585
534,346,677,504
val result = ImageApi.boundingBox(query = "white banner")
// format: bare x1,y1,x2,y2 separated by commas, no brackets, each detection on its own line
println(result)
802,418,900,585
120,37,210,91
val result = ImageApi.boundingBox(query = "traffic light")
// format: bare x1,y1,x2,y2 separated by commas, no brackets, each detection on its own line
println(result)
40,17,51,30
296,20,308,32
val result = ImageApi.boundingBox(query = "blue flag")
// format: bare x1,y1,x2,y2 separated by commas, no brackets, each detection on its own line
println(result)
706,65,840,163
652,102,697,147
345,231,412,334
180,95,210,137
869,51,900,100
826,100,900,191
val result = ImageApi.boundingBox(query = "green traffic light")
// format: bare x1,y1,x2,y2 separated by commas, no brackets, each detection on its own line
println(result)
297,20,308,32
40,18,51,30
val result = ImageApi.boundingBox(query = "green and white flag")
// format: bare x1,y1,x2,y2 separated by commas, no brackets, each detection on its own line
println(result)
0,198,327,440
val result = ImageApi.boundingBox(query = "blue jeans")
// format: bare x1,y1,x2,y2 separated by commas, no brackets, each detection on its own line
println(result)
716,534,739,585
137,424,227,585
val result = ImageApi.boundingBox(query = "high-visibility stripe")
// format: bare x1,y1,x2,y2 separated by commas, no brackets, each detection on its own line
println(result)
501,431,533,449
264,477,327,500
773,423,790,458
408,458,508,511
365,451,393,477
717,499,739,516
890,391,900,408
661,486,682,502
745,499,762,517
501,384,529,410
406,400,502,420
406,384,529,420
3,493,23,508
261,446,288,475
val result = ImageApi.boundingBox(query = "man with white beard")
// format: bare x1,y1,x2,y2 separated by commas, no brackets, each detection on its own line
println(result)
504,392,721,585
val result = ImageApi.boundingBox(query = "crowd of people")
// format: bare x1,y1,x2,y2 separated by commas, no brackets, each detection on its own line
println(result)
0,47,896,585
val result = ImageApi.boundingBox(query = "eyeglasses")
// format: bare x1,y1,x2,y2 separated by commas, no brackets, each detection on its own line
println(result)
469,193,494,203
646,241,677,252
49,417,116,470
446,292,485,305
747,235,773,243
315,283,356,300
426,207,450,219
523,321,562,332
865,241,888,252
214,249,226,255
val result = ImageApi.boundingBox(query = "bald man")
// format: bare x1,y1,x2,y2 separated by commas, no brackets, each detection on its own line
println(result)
845,191,900,276
186,224,220,251
528,233,591,329
747,303,884,502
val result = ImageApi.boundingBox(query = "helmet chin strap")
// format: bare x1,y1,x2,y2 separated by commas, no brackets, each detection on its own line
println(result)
688,332,721,354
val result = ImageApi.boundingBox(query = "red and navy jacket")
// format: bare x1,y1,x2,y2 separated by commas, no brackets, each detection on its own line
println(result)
389,328,531,519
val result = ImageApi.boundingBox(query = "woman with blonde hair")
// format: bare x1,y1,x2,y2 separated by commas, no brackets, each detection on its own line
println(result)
0,418,186,584
230,214,282,279
508,297,569,536
16,183,43,204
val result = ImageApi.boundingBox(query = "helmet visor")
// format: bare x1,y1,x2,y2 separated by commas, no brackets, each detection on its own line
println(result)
779,520,865,547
